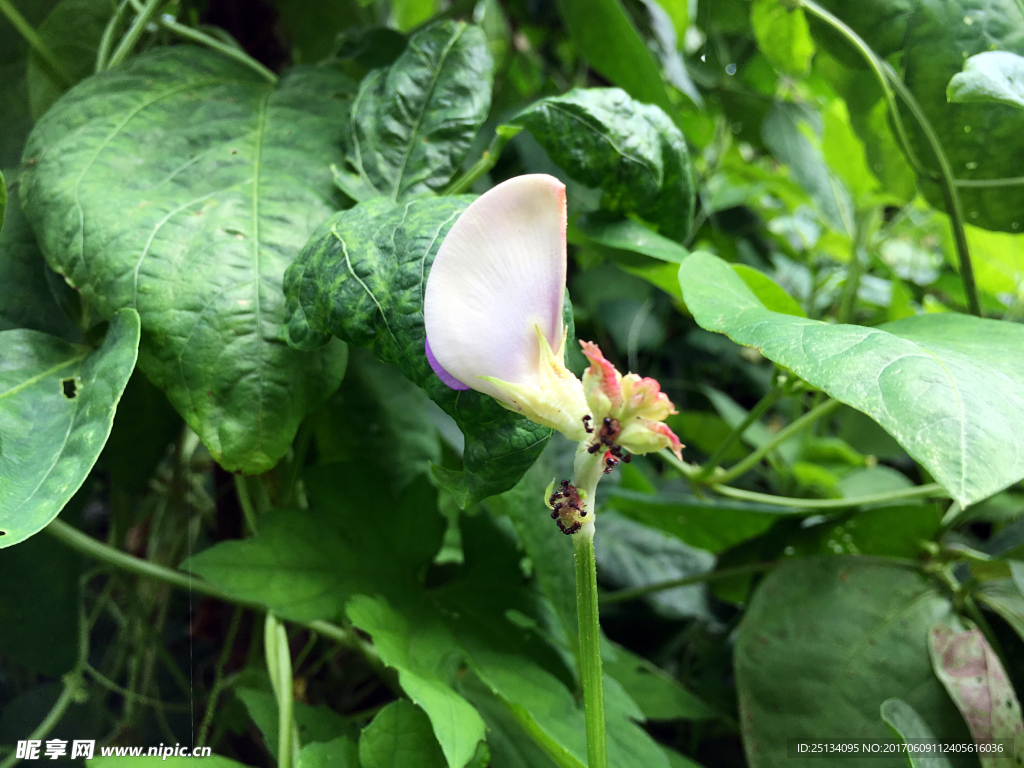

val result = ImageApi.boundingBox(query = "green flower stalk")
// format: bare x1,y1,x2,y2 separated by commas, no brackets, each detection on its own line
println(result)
424,174,684,768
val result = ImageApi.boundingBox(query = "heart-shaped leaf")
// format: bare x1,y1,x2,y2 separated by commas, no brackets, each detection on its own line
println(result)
511,88,695,241
339,20,493,202
679,251,1024,506
20,47,352,474
284,197,554,504
0,308,139,547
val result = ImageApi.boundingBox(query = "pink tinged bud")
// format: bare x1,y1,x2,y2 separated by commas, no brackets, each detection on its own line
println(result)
423,174,590,440
580,339,683,459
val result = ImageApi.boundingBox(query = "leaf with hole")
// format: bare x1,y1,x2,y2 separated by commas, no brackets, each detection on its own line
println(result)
20,47,352,474
0,308,139,547
679,251,1024,506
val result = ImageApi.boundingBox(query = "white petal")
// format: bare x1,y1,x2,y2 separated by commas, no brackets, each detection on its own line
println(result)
424,174,567,402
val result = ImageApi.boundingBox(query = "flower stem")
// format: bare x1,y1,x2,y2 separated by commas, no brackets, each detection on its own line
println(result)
570,446,608,768
573,531,607,768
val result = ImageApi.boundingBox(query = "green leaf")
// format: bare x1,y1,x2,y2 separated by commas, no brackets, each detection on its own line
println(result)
575,214,690,265
811,0,1024,232
312,347,438,490
343,21,493,201
960,223,1024,302
284,196,553,504
879,698,953,768
976,579,1024,644
751,0,815,76
928,623,1024,766
603,643,715,722
595,512,715,620
679,251,1024,506
513,88,695,241
360,700,447,768
735,558,971,767
0,529,80,675
185,466,445,623
821,98,880,203
555,0,677,121
948,51,1024,111
0,309,139,547
347,597,487,768
0,174,80,340
457,673,563,768
761,101,853,235
236,686,355,758
731,264,806,317
27,0,112,120
391,0,440,32
272,0,362,63
297,737,360,768
21,47,352,475
605,487,802,553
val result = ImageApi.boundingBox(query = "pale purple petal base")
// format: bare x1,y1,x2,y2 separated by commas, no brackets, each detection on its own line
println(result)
426,337,470,390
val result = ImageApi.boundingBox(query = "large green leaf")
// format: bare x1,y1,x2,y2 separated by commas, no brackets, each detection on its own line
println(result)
0,309,138,547
735,557,971,768
555,0,677,120
812,0,1024,232
0,174,80,340
20,47,351,474
679,251,1024,506
340,21,493,202
512,88,695,241
27,0,112,120
284,197,553,504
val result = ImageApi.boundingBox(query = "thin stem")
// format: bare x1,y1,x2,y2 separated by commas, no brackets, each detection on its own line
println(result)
157,17,277,82
797,0,931,180
837,208,878,324
712,481,948,508
955,176,1024,188
197,606,244,747
883,70,983,317
0,0,73,86
658,449,950,508
714,399,841,484
282,418,314,507
443,125,522,195
85,664,192,712
571,447,608,768
697,385,784,480
574,533,607,768
0,681,79,768
235,474,259,535
95,0,131,72
798,0,982,317
106,0,162,69
602,562,777,605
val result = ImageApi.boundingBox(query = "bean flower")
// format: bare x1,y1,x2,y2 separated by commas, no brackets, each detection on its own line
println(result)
424,174,682,535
